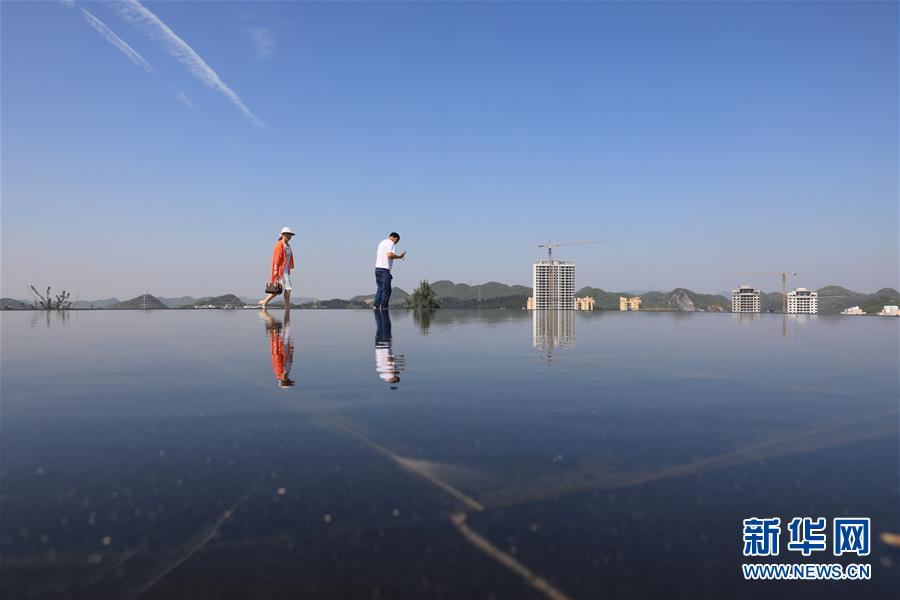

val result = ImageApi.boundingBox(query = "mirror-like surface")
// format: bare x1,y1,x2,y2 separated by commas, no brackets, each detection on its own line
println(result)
2,310,898,599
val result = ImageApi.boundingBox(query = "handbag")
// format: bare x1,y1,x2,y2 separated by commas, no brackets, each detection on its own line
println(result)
265,281,283,295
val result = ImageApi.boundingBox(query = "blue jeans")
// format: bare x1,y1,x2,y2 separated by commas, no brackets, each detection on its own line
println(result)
374,268,392,307
374,309,392,343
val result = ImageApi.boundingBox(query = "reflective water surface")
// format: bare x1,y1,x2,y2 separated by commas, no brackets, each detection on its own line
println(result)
1,309,898,599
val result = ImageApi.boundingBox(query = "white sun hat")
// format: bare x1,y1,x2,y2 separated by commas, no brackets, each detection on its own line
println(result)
280,226,295,235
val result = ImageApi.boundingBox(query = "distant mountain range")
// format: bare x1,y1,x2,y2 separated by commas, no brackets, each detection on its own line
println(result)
0,298,32,310
2,283,897,314
72,297,120,309
110,294,168,310
431,280,532,300
183,294,244,308
158,295,317,307
575,287,731,312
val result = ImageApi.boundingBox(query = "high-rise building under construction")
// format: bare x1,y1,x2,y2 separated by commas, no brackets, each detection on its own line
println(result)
532,260,575,310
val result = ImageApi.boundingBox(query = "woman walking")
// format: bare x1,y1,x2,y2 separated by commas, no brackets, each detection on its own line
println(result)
259,226,295,308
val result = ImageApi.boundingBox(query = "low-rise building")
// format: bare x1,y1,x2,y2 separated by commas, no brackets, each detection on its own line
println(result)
574,296,595,311
841,306,866,315
732,285,760,313
787,288,818,314
526,296,535,310
878,305,899,316
619,296,641,311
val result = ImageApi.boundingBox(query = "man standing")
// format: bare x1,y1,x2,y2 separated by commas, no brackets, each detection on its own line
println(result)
373,232,406,309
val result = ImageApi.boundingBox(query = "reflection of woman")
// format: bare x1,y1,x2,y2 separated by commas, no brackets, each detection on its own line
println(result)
259,227,295,308
260,308,294,387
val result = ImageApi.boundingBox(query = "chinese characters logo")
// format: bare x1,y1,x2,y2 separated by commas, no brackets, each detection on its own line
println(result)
742,516,870,557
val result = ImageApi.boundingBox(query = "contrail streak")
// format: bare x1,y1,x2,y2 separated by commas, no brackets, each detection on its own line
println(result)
80,6,153,72
117,0,265,127
175,91,207,120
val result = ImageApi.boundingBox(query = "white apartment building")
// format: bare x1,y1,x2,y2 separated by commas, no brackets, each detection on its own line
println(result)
732,285,761,313
841,306,866,315
787,288,818,314
532,260,575,310
619,296,641,311
574,296,596,311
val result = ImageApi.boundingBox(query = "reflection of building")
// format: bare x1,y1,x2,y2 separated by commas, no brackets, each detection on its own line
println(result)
532,260,575,310
574,296,595,311
732,285,760,313
878,305,899,317
841,306,866,315
529,294,589,310
533,310,574,349
732,313,761,323
787,288,817,314
619,296,641,311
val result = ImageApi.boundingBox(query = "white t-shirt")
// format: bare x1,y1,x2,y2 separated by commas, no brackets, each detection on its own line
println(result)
283,242,292,273
375,347,395,381
375,238,396,270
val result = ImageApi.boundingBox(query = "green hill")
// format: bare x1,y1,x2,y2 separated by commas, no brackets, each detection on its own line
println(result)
677,289,729,311
575,287,729,311
349,288,410,307
873,287,900,297
159,296,196,308
70,297,120,309
574,287,627,310
860,289,900,315
0,298,32,310
110,294,168,309
301,298,371,309
184,294,244,308
430,280,532,300
640,288,729,312
814,285,867,314
345,280,531,308
759,292,784,313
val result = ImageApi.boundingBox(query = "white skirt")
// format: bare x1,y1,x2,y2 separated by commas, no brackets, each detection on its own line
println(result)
279,270,292,292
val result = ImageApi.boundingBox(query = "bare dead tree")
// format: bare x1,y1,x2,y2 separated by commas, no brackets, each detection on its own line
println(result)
28,285,73,310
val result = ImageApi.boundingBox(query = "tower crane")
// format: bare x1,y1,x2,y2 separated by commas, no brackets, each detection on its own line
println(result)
736,272,797,313
537,240,607,262
536,240,606,311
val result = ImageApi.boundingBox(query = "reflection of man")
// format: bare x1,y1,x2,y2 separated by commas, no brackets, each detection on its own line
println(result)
260,308,294,388
374,310,403,388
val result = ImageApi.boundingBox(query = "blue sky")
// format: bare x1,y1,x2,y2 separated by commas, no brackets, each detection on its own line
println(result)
2,1,897,300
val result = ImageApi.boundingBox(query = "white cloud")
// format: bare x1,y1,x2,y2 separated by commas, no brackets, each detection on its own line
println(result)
59,0,75,9
117,0,265,128
80,7,153,72
175,91,207,120
247,27,275,59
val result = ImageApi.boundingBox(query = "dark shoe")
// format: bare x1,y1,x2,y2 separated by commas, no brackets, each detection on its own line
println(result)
372,304,380,310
